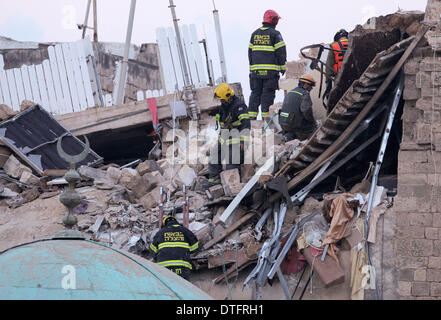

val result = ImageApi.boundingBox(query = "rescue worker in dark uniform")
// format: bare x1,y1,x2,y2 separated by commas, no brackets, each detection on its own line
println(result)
150,216,199,281
279,74,317,141
248,9,287,122
323,29,349,112
203,83,250,188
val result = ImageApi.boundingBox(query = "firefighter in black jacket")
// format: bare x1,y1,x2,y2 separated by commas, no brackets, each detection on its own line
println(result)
203,83,250,189
279,74,317,141
150,216,199,281
248,9,287,121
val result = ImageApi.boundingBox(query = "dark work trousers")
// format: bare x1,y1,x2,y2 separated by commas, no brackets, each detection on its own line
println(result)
208,141,244,180
167,266,191,281
281,127,314,142
248,74,279,119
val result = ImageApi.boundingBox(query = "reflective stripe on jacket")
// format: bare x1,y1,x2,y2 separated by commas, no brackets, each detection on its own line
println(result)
150,223,199,270
248,24,287,78
331,37,349,73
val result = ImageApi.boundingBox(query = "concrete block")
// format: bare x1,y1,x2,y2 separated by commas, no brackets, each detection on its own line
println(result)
428,256,441,269
176,165,197,186
396,239,434,257
209,184,224,199
427,269,441,282
0,146,12,168
19,171,40,185
3,154,31,178
398,281,412,296
129,174,154,199
398,269,414,281
220,168,243,197
410,213,433,227
78,166,107,181
139,186,162,210
411,282,430,296
136,160,162,176
118,168,138,189
106,167,121,184
431,283,441,296
414,269,427,282
396,256,428,269
425,227,439,239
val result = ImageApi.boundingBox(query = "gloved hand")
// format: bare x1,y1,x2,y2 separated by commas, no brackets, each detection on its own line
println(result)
280,70,286,76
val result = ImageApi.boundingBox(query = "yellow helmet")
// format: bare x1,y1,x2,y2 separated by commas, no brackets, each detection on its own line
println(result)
163,215,177,226
214,83,235,103
299,74,316,87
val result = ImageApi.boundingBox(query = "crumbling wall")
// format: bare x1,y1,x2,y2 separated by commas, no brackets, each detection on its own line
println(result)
94,42,163,103
393,0,441,300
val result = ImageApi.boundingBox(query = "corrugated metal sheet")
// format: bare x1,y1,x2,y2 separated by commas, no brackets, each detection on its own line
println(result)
0,104,103,175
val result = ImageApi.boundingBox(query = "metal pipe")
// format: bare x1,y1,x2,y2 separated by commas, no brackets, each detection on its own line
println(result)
81,0,92,39
115,0,137,105
93,0,98,42
168,0,191,87
212,0,227,83
183,185,189,228
158,187,164,229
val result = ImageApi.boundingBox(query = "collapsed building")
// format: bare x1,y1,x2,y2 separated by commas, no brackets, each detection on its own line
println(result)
1,0,441,301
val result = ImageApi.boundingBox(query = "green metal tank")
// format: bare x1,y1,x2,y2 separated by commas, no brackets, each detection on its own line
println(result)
0,236,212,300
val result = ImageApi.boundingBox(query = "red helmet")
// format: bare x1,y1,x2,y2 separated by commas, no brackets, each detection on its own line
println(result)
263,10,281,25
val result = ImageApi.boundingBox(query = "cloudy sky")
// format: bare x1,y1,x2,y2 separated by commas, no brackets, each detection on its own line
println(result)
0,0,428,103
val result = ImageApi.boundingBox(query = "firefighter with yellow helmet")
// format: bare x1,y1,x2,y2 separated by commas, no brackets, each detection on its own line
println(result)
278,74,317,141
149,216,199,281
203,83,250,189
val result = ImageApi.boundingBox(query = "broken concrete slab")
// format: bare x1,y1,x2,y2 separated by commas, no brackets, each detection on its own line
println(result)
0,104,18,121
139,186,162,210
3,155,31,179
106,166,121,184
176,165,197,186
78,166,108,181
0,146,12,168
19,171,40,185
220,168,243,197
0,187,18,198
209,184,224,199
136,160,163,176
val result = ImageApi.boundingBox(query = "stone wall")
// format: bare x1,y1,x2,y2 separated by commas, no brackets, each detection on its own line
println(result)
394,0,441,299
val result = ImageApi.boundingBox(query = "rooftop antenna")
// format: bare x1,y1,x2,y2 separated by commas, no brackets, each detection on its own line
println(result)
168,0,199,120
115,0,137,105
212,0,228,83
78,0,98,42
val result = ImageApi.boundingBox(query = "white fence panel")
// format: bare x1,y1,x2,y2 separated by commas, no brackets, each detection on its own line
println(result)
13,68,26,106
6,69,19,111
0,55,12,107
167,27,185,91
61,43,81,112
42,60,58,114
67,42,88,111
75,40,95,107
55,44,74,113
20,65,33,101
48,46,66,114
190,24,207,87
28,65,41,105
35,64,50,113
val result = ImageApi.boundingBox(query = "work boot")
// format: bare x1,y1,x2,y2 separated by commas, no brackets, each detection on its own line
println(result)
201,178,221,190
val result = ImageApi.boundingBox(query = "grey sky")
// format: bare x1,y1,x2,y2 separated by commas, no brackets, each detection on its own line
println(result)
0,0,428,103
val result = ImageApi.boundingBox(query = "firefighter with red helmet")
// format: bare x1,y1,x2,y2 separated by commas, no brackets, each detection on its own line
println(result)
248,9,287,122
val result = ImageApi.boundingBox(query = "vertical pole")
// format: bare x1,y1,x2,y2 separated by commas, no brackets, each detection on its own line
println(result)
168,0,191,87
200,39,213,86
212,0,227,83
158,187,164,229
115,0,137,105
183,185,189,228
93,0,98,42
82,0,92,39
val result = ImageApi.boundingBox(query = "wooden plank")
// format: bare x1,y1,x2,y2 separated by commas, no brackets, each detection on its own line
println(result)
35,64,51,112
13,68,26,106
0,54,12,107
54,44,74,113
27,65,42,105
61,42,81,112
271,28,429,203
75,40,95,108
42,60,59,114
5,69,20,111
48,46,65,114
203,212,256,250
68,42,88,111
20,65,33,102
